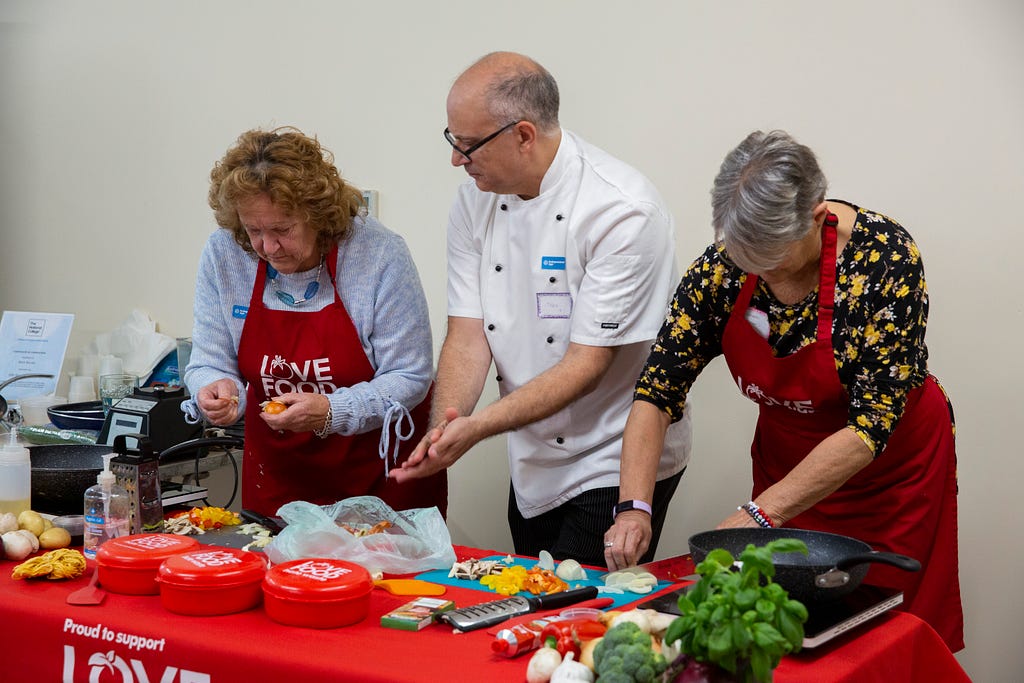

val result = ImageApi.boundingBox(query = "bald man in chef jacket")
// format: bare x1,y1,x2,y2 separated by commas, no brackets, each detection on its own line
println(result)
392,52,691,567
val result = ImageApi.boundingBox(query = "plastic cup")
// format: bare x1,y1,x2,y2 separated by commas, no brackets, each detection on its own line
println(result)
176,337,192,380
18,394,68,425
99,355,125,378
68,376,97,403
99,374,139,414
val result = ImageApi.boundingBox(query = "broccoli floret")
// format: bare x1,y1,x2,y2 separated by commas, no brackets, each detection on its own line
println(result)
593,622,668,683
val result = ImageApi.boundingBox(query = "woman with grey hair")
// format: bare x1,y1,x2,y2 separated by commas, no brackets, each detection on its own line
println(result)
604,130,962,651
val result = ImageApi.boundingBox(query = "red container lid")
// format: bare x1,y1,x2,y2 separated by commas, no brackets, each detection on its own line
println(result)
158,548,267,588
263,558,373,603
97,534,201,570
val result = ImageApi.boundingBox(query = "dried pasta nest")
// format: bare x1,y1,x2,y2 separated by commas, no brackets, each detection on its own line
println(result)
12,548,87,580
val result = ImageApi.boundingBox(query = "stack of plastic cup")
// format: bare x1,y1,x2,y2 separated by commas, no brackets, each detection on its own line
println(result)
68,376,97,403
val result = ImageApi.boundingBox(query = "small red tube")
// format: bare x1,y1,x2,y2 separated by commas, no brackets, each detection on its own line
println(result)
491,617,561,658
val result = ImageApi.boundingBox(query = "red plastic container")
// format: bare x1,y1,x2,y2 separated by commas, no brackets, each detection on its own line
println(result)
96,534,201,595
262,558,373,628
157,547,267,616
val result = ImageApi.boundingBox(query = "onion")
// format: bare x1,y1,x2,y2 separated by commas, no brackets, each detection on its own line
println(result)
2,531,34,561
0,512,18,534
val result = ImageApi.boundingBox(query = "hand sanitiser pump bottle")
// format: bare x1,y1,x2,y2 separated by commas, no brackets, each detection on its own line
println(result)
0,427,31,516
83,453,130,559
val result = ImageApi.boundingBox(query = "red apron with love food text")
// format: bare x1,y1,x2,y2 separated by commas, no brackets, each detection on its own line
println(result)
236,245,447,519
721,216,963,651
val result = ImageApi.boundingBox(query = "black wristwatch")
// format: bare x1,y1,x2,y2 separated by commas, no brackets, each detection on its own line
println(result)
612,500,653,519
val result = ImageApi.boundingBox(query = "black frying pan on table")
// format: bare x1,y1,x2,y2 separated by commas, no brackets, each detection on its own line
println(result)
687,527,921,603
28,437,244,516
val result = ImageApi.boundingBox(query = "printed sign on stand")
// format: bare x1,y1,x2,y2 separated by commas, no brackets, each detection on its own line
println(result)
0,310,74,399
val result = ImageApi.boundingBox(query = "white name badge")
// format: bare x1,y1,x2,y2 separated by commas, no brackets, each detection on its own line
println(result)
536,292,572,319
745,308,770,339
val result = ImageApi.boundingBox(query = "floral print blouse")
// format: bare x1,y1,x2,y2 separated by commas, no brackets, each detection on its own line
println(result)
635,200,930,456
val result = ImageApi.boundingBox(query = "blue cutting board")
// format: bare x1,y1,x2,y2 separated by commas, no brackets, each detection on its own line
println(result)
414,555,671,610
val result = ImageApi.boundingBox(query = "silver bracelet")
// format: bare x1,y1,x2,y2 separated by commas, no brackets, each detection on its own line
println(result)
313,405,333,439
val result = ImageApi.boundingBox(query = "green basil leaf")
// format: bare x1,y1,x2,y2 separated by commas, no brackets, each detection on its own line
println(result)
735,587,759,610
708,623,734,661
751,647,772,683
783,598,808,622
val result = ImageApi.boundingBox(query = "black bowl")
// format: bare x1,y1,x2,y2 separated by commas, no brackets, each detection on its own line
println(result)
47,400,106,431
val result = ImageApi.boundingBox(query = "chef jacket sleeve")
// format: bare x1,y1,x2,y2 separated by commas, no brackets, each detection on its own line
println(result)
445,191,484,320
569,202,678,347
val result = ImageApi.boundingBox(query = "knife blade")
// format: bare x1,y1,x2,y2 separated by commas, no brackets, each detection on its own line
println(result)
440,585,599,632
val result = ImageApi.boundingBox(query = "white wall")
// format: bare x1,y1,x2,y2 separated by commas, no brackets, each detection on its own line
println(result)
2,1,1020,678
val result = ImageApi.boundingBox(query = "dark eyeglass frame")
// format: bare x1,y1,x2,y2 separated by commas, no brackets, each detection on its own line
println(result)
443,120,521,161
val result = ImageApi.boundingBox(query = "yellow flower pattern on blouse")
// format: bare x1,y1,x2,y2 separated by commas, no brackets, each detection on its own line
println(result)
635,201,930,456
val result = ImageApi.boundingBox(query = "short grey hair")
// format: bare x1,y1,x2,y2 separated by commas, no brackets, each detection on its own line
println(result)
485,61,560,133
711,130,828,272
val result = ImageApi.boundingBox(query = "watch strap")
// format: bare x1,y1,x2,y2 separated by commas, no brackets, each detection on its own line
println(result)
612,499,653,519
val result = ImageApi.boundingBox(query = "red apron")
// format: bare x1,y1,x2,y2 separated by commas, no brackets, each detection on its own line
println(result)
721,216,963,651
236,245,447,519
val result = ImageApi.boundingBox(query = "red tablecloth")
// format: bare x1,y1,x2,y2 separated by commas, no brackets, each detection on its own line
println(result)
0,545,968,682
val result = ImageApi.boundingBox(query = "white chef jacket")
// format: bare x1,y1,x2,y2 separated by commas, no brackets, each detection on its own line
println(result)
446,130,692,517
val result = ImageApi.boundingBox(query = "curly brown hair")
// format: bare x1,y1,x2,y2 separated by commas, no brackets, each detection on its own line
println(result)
208,127,363,256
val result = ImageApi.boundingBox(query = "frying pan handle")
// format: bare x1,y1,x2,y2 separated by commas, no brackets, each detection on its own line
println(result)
836,551,921,573
158,436,245,460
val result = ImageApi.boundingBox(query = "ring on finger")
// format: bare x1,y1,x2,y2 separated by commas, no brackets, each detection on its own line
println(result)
604,541,614,548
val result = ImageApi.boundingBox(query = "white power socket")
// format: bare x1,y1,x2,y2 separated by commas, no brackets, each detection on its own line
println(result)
360,189,379,218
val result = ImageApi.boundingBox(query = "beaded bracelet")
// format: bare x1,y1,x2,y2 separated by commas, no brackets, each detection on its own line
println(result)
738,501,775,528
313,405,333,439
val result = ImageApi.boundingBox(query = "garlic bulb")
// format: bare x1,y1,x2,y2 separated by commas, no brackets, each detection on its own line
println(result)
2,530,34,561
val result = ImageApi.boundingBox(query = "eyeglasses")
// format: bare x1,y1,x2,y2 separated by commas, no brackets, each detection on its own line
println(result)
443,120,521,161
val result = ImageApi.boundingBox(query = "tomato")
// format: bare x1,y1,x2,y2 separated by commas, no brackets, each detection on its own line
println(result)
262,400,287,414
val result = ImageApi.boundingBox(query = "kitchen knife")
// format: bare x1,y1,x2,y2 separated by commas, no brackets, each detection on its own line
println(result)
439,585,599,632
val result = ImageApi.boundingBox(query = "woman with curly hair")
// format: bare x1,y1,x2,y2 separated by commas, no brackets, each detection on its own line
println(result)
183,127,446,518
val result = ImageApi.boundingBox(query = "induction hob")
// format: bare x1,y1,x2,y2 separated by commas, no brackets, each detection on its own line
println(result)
638,583,903,648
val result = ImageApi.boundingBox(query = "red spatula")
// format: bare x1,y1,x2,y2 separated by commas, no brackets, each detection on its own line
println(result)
67,569,106,605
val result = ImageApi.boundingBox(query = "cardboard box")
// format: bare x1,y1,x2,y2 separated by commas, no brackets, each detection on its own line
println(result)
380,597,455,631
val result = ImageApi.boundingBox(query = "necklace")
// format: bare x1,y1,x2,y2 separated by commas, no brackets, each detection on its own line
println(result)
265,258,323,306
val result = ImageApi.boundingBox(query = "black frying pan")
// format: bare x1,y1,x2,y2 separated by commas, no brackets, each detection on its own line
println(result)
688,528,921,603
29,436,244,515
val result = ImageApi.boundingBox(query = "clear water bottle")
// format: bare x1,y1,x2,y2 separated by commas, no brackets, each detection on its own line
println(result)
0,428,31,516
83,453,130,559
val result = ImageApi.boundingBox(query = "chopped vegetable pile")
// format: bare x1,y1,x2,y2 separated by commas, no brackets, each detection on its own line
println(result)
481,565,569,596
164,507,241,534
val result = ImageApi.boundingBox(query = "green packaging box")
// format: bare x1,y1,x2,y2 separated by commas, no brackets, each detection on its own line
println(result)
380,597,456,631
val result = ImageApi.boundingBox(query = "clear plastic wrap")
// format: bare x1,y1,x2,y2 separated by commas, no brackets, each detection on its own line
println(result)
266,496,456,576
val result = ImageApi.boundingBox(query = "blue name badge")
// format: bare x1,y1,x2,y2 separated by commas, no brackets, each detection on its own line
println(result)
541,256,566,270
232,305,248,319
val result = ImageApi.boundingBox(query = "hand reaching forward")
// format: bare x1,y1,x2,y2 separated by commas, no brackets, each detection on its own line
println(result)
390,407,480,482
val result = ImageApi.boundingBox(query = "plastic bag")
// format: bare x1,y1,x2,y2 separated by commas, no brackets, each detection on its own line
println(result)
265,496,456,576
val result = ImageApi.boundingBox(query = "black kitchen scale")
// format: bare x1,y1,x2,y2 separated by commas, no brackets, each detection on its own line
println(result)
98,385,202,454
638,584,903,648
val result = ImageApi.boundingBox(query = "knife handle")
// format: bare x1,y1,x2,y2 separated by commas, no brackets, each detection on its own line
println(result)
529,585,599,611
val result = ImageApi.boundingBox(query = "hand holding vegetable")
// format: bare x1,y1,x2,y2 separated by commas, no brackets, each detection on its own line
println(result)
259,392,331,434
197,378,241,425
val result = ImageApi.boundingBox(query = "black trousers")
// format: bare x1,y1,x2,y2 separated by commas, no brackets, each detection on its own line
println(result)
507,468,685,568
